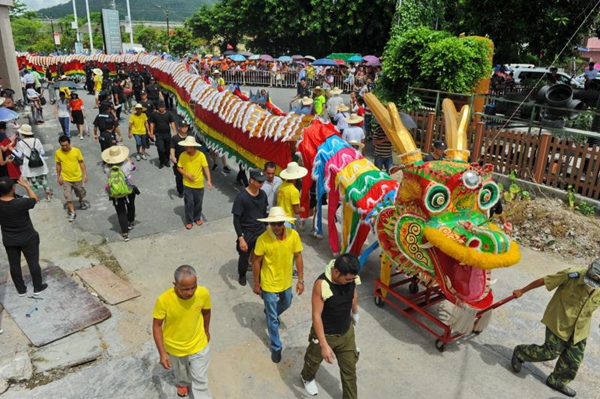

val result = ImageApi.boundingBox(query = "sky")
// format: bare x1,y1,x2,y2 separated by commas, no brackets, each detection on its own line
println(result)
22,0,66,10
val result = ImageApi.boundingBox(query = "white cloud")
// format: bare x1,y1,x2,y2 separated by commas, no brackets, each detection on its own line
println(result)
22,0,67,11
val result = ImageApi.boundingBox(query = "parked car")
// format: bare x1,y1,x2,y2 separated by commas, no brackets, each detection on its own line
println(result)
511,67,583,89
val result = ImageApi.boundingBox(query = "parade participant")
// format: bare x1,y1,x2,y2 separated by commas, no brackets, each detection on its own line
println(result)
111,78,125,121
333,104,350,135
511,260,600,397
132,70,146,103
170,120,191,197
102,146,137,242
342,114,365,149
253,207,304,363
145,77,162,106
290,77,311,110
16,124,52,201
128,104,150,162
294,97,313,115
153,265,213,399
150,101,176,169
232,168,268,286
177,136,212,229
92,68,103,108
69,93,86,140
277,162,307,228
261,161,282,210
55,135,88,222
422,140,446,162
301,254,361,398
312,87,326,118
0,177,47,297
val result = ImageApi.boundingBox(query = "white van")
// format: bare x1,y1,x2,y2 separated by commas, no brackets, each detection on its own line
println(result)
511,67,583,89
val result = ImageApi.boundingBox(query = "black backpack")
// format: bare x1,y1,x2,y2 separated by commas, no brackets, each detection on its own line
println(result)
23,138,43,168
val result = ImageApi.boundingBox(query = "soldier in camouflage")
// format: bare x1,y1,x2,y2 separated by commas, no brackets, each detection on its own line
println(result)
510,259,600,397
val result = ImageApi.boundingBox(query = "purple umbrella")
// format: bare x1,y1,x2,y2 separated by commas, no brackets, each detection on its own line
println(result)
363,55,380,63
366,60,381,67
292,55,304,60
259,54,274,62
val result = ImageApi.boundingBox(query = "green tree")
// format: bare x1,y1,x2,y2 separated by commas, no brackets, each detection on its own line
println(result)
9,0,37,20
134,24,165,52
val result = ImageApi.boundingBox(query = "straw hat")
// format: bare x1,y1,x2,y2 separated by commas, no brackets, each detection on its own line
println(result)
345,113,364,124
60,75,68,80
0,97,6,107
213,70,221,75
301,97,313,106
101,146,129,164
133,103,147,112
348,140,365,150
280,161,308,180
257,206,296,223
178,136,202,147
92,68,103,75
328,87,343,95
313,86,324,94
336,104,349,112
18,124,34,136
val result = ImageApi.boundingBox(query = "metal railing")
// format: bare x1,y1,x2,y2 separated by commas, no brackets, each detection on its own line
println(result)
221,70,349,90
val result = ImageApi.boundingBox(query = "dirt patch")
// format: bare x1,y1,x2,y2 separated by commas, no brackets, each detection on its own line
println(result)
69,239,127,280
506,197,600,263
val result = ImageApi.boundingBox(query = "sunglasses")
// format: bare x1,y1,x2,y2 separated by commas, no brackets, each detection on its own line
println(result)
269,222,285,226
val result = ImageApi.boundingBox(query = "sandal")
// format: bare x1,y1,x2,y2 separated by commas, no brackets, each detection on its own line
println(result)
176,385,189,397
185,223,193,230
195,220,203,226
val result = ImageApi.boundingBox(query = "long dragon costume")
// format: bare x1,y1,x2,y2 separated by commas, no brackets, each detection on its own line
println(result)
18,53,520,333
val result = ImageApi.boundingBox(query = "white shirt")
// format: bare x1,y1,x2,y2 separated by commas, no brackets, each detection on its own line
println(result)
26,88,39,99
56,99,70,118
16,137,48,178
584,68,598,80
23,72,35,85
261,176,282,209
343,126,365,143
334,112,349,131
327,96,344,119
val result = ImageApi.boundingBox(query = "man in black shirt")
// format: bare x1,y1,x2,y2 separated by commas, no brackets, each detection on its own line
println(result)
301,254,360,398
422,140,446,162
232,169,268,286
98,119,118,152
0,177,47,296
131,70,145,102
139,91,155,118
149,102,176,168
290,78,311,110
145,77,161,106
93,104,123,143
111,79,125,121
170,120,191,197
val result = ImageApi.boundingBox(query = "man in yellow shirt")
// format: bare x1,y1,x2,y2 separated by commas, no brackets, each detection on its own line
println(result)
93,68,103,108
253,207,304,363
153,265,212,399
277,161,307,229
54,135,88,222
128,103,149,161
511,260,600,397
177,136,212,230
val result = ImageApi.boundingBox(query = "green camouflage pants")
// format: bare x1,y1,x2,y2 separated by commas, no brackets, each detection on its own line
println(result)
514,327,587,387
301,325,358,399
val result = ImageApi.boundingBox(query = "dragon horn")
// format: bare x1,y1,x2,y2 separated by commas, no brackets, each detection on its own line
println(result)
364,93,422,165
442,98,470,162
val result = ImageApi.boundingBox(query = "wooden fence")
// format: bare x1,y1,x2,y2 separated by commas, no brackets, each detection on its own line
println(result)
408,112,600,200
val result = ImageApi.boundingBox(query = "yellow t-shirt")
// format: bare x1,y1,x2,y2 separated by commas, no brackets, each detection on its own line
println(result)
277,181,300,224
54,147,84,182
254,228,303,292
177,150,208,189
129,113,148,135
152,286,211,357
94,75,102,92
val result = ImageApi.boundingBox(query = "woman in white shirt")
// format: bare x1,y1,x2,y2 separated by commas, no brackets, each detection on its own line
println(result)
15,124,51,201
54,91,71,137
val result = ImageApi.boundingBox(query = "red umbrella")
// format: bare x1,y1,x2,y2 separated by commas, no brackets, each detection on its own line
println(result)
334,59,346,65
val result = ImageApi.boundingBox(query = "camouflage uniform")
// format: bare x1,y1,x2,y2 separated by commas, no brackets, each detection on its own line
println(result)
514,268,600,388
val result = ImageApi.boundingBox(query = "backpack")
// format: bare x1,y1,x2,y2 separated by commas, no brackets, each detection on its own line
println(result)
23,139,44,168
107,166,132,198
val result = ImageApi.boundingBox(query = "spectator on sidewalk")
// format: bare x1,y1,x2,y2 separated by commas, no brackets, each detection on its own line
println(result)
54,92,71,137
69,93,86,140
15,124,52,201
177,136,212,230
150,102,176,169
55,135,88,222
153,265,213,399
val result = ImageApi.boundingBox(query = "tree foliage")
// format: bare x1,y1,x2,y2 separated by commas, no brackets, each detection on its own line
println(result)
186,0,396,55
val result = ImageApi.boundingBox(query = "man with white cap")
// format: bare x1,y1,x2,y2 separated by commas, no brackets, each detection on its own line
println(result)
177,136,212,230
252,206,305,363
276,161,307,229
511,259,600,397
342,114,365,149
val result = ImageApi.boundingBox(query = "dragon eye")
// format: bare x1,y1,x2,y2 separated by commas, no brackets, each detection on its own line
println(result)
425,184,450,213
478,182,499,210
462,170,481,189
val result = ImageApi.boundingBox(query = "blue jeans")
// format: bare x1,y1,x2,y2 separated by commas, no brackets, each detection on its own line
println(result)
183,186,204,224
374,155,393,172
59,117,70,137
262,287,293,352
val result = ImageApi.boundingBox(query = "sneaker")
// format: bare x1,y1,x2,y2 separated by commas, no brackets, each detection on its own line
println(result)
178,192,183,198
122,234,130,242
271,349,282,363
79,135,84,140
136,154,141,162
79,200,88,210
293,270,298,278
176,385,189,397
511,348,523,373
238,274,247,286
18,290,27,297
141,153,148,160
68,212,77,222
546,378,576,397
128,223,134,230
301,375,319,396
223,165,232,173
312,232,324,239
159,163,164,169
33,283,48,296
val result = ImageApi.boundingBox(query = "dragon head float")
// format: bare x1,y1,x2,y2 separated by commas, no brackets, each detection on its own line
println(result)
365,94,521,324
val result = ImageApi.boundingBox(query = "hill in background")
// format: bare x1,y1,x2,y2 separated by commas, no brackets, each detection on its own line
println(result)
39,0,216,22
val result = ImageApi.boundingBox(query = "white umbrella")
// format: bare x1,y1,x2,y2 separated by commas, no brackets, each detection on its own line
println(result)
304,55,316,61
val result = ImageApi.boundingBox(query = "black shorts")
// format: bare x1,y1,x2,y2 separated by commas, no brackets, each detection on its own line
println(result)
71,110,84,125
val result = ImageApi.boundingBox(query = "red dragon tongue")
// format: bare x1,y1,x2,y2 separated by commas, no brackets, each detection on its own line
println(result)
451,263,486,302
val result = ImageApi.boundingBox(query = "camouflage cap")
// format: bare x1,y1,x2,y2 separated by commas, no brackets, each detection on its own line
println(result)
584,258,600,289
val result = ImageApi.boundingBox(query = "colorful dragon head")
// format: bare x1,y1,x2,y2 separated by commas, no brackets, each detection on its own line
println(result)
365,95,520,311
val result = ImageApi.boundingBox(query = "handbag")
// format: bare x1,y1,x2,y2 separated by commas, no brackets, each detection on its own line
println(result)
40,96,47,106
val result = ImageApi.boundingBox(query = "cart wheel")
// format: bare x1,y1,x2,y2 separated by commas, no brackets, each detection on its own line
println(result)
409,282,419,294
374,294,384,308
435,339,445,353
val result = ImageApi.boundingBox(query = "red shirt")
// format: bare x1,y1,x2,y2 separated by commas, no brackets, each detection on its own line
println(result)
356,106,365,127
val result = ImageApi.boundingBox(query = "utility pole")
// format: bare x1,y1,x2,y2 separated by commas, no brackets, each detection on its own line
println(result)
126,0,134,46
42,14,59,53
85,0,94,52
155,4,170,54
72,0,81,53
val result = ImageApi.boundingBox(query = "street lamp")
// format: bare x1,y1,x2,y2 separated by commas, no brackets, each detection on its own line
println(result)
41,14,59,53
155,4,170,54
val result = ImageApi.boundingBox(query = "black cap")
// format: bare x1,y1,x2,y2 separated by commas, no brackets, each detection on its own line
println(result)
140,90,146,95
157,101,166,107
249,169,267,182
178,120,190,126
433,140,447,150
